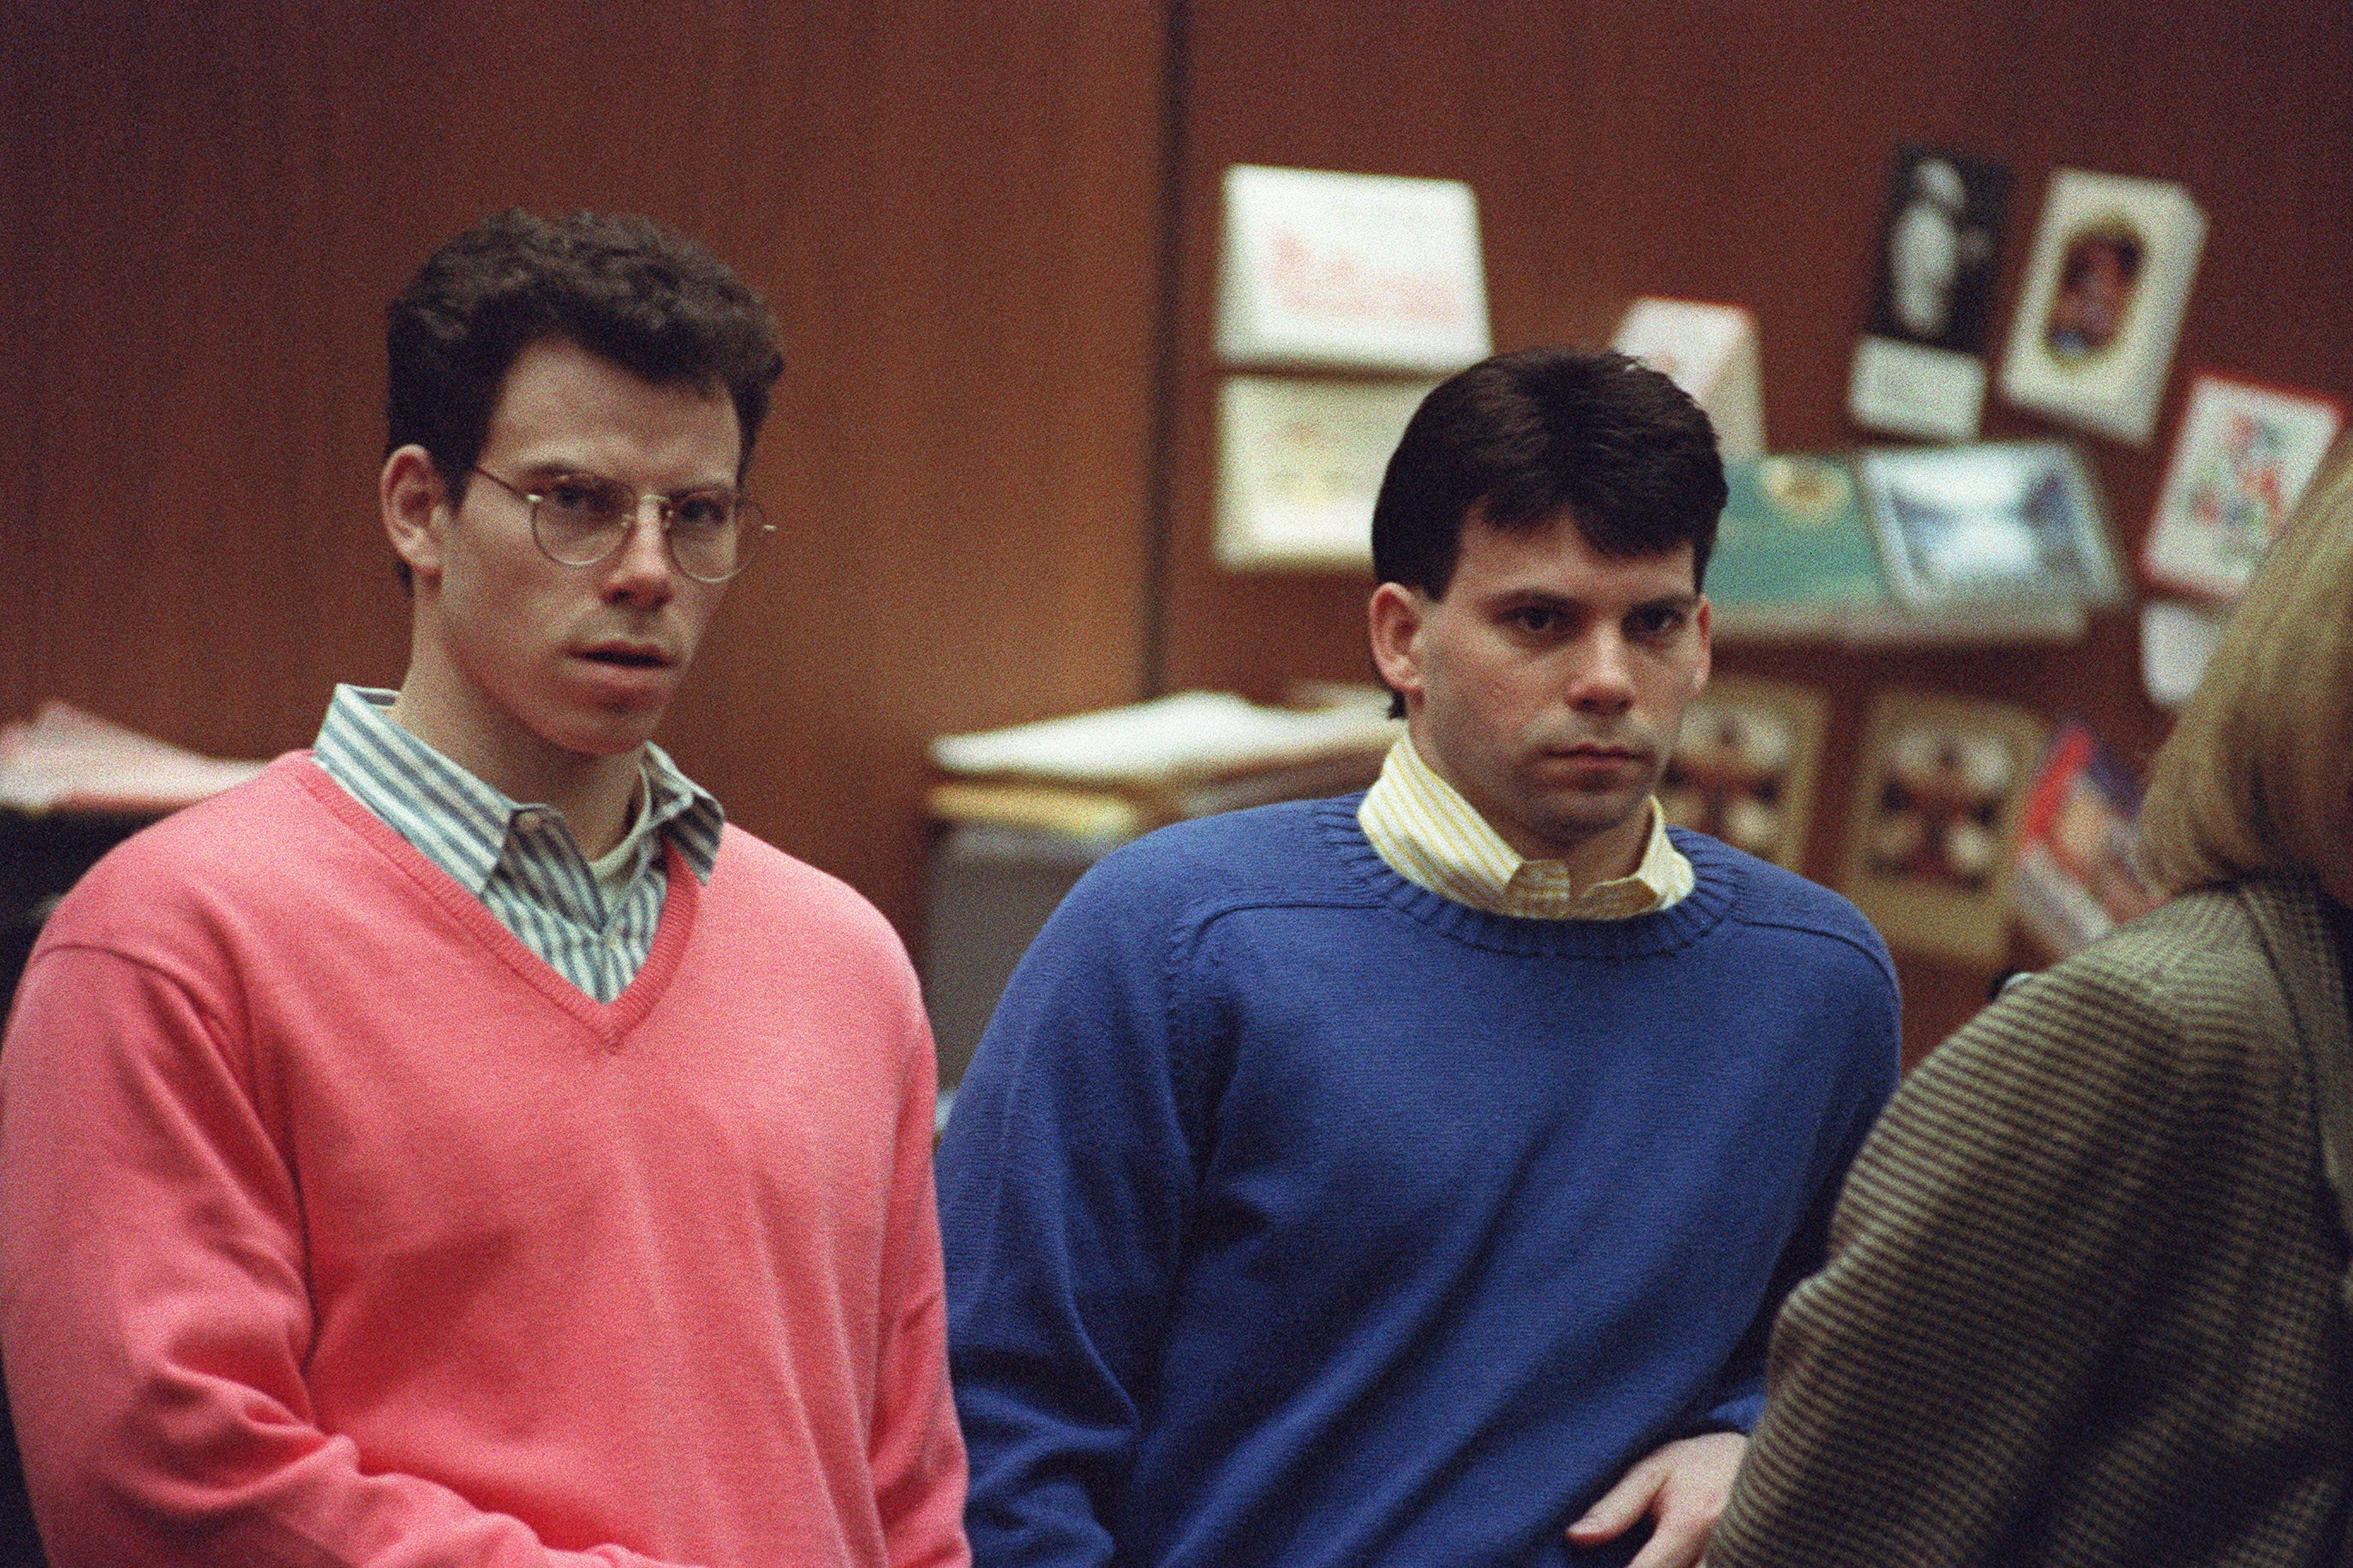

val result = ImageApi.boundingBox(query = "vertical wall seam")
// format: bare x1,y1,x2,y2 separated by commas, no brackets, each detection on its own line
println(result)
1138,0,1190,698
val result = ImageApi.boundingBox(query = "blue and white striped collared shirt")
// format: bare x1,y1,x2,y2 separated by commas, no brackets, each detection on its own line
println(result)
313,684,724,1002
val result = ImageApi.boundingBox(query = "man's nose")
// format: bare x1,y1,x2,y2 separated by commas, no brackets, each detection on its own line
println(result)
601,504,678,602
1566,631,1635,712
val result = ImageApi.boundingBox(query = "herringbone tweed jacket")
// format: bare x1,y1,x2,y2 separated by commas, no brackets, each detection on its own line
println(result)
1711,873,2353,1568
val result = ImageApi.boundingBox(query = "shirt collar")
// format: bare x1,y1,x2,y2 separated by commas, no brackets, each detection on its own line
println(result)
1357,731,1693,920
313,684,724,891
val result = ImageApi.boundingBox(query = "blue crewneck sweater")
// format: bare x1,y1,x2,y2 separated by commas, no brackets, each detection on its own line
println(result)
940,795,1900,1568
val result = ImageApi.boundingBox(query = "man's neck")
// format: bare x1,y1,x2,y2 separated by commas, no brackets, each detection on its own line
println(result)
386,685,644,860
1433,767,1652,894
1516,806,1651,897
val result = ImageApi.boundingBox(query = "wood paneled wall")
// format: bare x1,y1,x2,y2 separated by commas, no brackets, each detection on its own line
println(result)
8,1,2349,1063
1157,0,2353,1062
1,0,1166,935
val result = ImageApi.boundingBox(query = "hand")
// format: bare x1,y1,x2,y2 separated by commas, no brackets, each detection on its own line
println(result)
1564,1430,1746,1568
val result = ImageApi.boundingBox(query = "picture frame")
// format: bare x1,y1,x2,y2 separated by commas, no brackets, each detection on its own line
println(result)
1703,455,1880,641
1866,144,2014,356
1838,687,2048,966
1610,296,1764,459
1855,441,2123,616
1997,169,2206,445
1848,146,2012,442
1660,673,1830,872
1215,164,1490,374
2009,719,2164,958
1212,374,1436,570
2139,371,2348,601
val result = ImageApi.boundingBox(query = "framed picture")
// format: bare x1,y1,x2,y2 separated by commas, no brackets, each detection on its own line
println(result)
1659,674,1830,871
2140,371,2348,601
1866,144,2013,355
1848,146,2010,442
1215,164,1490,374
1214,376,1430,573
1838,688,2048,965
1997,169,2206,445
1610,297,1764,459
1213,374,1436,570
1705,455,1881,640
1856,441,2123,615
2009,719,2164,958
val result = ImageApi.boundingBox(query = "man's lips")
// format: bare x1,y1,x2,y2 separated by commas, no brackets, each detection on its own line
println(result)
1539,740,1648,763
575,641,674,670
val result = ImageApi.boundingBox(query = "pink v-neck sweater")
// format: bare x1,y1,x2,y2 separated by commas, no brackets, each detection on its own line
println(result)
0,756,969,1568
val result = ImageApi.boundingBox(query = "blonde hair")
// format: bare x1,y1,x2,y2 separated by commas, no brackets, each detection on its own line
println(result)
2137,452,2353,900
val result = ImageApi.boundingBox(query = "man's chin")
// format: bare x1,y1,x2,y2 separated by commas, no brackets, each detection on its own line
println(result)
542,712,665,762
1520,789,1656,855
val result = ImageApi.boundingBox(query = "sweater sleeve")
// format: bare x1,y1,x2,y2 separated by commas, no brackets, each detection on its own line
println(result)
1709,935,2312,1568
935,861,1201,1568
867,993,973,1568
1701,946,1899,1444
0,941,700,1568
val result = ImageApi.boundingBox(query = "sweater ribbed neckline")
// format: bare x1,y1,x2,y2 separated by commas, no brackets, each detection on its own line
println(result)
1312,793,1740,958
289,755,700,1043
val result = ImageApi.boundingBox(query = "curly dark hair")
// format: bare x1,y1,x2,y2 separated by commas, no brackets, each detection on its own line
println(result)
385,208,783,502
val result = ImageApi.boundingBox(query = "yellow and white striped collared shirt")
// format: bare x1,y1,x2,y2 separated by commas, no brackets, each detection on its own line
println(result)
1356,732,1693,921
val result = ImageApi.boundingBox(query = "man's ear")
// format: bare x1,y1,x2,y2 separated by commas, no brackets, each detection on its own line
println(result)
1367,582,1429,707
381,445,449,587
1691,593,1713,692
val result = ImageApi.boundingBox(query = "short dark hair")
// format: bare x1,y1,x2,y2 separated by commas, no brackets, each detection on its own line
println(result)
1370,347,1726,599
385,207,784,511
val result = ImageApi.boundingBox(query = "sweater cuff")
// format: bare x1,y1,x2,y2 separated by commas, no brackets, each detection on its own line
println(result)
1695,1389,1765,1435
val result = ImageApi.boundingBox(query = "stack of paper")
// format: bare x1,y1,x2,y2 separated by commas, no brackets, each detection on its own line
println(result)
1,702,269,815
929,689,1402,840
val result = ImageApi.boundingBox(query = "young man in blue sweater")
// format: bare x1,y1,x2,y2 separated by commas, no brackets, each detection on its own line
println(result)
937,348,1901,1568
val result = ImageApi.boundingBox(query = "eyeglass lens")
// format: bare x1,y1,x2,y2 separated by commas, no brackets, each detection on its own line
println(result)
531,476,764,582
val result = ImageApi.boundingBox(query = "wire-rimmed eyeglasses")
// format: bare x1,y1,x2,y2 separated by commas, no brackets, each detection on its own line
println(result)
469,467,770,583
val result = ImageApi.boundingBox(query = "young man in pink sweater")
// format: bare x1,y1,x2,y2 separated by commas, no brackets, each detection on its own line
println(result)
0,210,969,1568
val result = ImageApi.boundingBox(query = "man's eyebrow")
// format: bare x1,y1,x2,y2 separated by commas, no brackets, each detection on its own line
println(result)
510,463,738,493
1483,588,1585,617
1487,587,1699,611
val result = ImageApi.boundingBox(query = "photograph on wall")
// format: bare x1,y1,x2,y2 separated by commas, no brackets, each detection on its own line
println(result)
1659,674,1829,872
1848,143,2012,441
1213,373,1437,569
2139,372,2348,601
2009,719,2164,959
1703,455,1883,640
1866,145,2012,354
1839,688,2048,965
1998,169,2206,445
1610,296,1765,459
1215,164,1491,374
1856,441,2123,617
